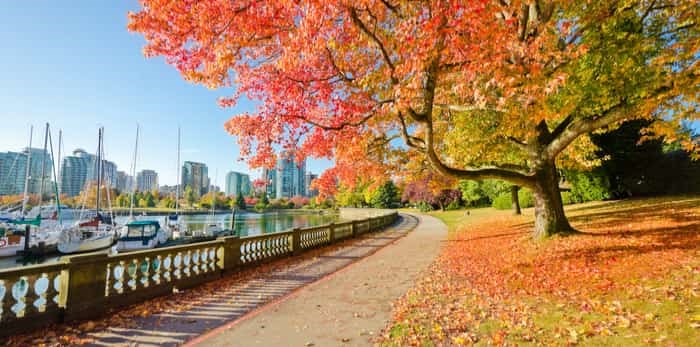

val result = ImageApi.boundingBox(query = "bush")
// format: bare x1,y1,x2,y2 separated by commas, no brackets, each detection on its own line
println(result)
492,194,511,210
446,200,462,210
492,189,533,210
254,202,267,211
561,191,576,205
416,201,433,212
564,170,611,203
519,189,533,208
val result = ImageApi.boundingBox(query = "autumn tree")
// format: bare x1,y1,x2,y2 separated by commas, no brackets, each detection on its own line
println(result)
129,0,699,239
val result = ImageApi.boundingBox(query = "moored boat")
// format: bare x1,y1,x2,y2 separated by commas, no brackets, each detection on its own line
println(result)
116,220,170,251
57,127,118,254
58,214,116,254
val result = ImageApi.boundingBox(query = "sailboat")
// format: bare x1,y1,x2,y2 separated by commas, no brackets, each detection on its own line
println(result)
57,127,116,254
163,126,189,238
200,170,235,238
115,125,171,251
1,124,64,257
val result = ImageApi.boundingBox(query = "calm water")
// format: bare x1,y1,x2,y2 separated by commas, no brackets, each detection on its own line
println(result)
0,211,339,269
115,211,339,237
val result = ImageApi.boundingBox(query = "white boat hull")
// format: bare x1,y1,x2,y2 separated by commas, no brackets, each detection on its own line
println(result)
0,237,24,257
58,233,114,254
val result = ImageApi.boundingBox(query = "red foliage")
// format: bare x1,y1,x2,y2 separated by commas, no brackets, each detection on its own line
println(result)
383,197,700,345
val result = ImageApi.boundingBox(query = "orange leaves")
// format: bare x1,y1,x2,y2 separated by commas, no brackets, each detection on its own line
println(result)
381,197,700,345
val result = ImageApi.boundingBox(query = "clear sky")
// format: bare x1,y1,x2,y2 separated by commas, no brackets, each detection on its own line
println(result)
0,1,333,186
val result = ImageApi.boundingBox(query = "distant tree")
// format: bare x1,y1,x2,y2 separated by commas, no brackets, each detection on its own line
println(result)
184,185,195,207
370,181,399,209
151,188,160,201
236,194,246,210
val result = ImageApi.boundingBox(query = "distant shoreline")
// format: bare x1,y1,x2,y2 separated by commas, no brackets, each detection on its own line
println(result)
108,208,334,216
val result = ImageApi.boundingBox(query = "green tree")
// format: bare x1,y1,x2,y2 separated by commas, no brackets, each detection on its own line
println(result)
370,181,399,209
184,185,196,207
236,195,246,210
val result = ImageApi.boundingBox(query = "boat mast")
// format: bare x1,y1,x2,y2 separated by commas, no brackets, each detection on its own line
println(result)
57,129,62,197
96,127,103,215
21,125,33,216
129,124,139,219
175,126,180,216
210,169,218,219
37,123,49,211
48,128,62,225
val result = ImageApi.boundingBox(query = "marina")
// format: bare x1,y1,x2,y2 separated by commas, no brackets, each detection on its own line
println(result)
0,210,339,269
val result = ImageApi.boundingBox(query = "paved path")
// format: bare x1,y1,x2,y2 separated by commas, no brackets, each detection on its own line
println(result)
191,214,447,347
81,213,444,346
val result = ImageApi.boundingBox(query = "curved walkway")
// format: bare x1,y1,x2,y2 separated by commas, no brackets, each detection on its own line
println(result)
190,214,447,346
76,213,445,346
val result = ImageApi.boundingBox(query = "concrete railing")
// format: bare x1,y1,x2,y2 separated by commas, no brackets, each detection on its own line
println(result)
0,211,398,337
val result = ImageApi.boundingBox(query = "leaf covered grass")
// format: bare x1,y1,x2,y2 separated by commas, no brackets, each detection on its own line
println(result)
382,196,700,346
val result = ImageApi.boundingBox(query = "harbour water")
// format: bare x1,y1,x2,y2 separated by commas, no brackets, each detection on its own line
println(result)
0,211,339,269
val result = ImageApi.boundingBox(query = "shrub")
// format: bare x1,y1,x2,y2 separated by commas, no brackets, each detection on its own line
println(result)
417,201,433,212
492,189,533,210
561,191,576,205
492,194,511,210
564,170,611,203
446,200,462,210
254,201,267,211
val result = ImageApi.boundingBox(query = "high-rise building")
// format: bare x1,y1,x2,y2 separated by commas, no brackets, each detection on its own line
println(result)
24,147,53,196
262,168,276,198
136,170,159,192
59,149,118,197
240,173,251,196
116,171,133,193
275,152,306,199
0,151,27,196
0,148,54,197
304,173,318,197
225,171,252,197
182,161,208,198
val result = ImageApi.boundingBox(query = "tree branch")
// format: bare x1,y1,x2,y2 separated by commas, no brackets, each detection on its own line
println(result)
325,47,355,82
544,100,628,159
423,115,535,187
397,112,425,150
348,8,397,83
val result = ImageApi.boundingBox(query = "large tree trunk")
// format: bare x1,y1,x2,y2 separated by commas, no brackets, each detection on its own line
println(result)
532,161,574,239
510,185,521,215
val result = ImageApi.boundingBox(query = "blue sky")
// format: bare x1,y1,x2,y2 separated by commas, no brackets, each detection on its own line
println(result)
0,1,332,186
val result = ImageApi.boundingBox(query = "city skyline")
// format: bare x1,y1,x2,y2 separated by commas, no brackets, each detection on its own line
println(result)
0,1,333,186
0,140,320,198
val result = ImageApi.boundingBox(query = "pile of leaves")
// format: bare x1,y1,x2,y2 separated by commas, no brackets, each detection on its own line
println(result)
381,196,700,346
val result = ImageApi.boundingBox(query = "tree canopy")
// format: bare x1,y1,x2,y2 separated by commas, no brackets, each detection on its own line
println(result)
129,0,698,238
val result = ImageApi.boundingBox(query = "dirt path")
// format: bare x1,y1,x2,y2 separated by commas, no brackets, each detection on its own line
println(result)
77,214,427,346
190,214,446,347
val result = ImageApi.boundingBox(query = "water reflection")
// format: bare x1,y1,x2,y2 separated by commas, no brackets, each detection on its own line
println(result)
116,211,338,237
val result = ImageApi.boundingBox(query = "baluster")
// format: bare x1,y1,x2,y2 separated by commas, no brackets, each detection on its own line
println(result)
32,273,50,313
152,255,162,284
192,250,200,275
10,276,29,318
163,254,173,282
140,258,150,287
0,279,6,321
127,259,138,291
183,250,191,277
173,252,182,279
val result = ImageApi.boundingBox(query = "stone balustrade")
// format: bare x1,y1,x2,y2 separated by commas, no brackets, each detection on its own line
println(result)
0,211,398,337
